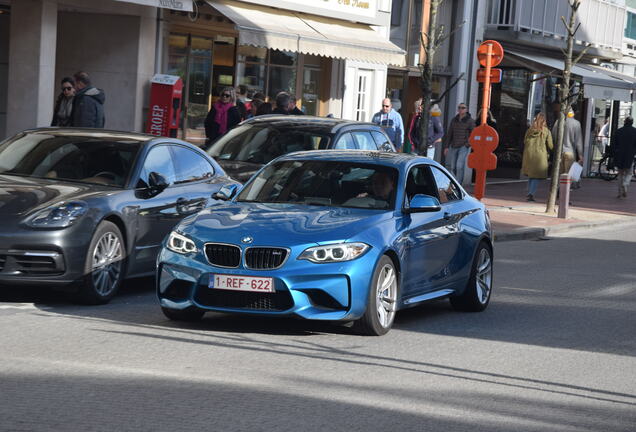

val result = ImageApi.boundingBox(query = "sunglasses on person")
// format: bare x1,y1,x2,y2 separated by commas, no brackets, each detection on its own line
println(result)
62,86,73,91
221,93,231,98
458,106,467,110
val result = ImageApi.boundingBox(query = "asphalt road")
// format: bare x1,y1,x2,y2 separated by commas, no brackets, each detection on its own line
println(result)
1,224,635,432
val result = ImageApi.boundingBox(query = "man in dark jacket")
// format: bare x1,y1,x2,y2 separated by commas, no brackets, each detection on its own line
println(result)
612,116,636,198
273,92,290,115
71,71,105,128
443,103,475,185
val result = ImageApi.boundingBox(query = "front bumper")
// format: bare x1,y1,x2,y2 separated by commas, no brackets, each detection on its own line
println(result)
157,246,380,321
0,219,94,287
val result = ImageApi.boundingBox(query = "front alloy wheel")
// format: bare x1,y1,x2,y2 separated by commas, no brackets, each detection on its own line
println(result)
77,221,125,305
354,255,398,336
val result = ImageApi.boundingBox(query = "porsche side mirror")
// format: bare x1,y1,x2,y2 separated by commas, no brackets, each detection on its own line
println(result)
404,194,441,213
213,183,239,201
148,171,169,194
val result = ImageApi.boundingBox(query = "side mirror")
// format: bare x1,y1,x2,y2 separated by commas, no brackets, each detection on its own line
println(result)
213,183,239,200
148,171,168,194
404,194,441,213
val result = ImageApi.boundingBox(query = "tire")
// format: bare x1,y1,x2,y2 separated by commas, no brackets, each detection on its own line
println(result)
76,221,126,305
161,306,205,322
598,156,618,181
353,255,398,336
450,241,493,312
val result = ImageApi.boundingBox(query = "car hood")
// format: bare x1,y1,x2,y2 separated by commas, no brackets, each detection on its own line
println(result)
215,159,263,183
186,202,392,246
0,174,111,216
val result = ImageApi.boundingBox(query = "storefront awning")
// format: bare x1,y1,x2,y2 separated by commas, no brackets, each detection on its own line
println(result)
206,0,406,66
506,50,633,101
114,0,193,11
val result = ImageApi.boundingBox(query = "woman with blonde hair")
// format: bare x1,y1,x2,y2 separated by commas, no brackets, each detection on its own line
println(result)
522,112,553,201
204,86,241,144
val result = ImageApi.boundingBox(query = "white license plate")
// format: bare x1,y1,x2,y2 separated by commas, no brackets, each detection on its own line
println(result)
209,274,275,293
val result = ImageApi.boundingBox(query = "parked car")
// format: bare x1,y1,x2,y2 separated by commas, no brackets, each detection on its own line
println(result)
205,115,396,182
0,128,238,304
157,150,493,335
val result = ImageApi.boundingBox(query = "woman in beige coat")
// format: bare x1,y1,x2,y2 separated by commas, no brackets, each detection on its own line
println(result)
522,113,553,201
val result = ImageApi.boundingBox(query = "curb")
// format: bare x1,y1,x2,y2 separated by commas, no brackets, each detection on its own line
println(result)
493,216,636,242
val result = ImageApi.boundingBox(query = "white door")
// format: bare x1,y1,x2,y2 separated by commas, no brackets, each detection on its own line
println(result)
354,70,374,122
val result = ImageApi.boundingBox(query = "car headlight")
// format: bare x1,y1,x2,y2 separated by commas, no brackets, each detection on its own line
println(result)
298,242,370,263
25,201,88,228
166,231,197,254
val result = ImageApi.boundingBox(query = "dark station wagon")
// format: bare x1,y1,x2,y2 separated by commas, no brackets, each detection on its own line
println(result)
205,115,396,183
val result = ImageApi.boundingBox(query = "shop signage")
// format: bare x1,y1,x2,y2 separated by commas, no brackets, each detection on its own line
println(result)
237,0,379,25
114,0,193,12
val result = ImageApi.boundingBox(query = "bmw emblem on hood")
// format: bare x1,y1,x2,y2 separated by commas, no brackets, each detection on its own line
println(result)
241,236,253,244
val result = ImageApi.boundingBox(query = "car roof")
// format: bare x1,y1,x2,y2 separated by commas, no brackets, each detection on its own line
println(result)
20,127,155,142
240,115,382,134
16,128,206,149
275,150,438,168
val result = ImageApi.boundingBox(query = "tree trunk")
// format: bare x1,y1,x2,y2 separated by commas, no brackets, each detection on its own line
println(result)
418,0,439,155
546,0,579,213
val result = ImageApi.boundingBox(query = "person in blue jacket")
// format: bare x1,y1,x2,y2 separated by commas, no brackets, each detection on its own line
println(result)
372,98,404,151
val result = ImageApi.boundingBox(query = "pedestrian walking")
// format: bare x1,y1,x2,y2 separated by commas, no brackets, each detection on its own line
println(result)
273,92,291,115
371,98,404,151
71,71,105,128
597,118,610,158
408,101,443,159
256,101,273,116
443,103,475,184
51,77,75,127
611,116,636,198
551,109,583,180
204,87,241,144
521,113,553,201
288,94,304,115
235,85,249,121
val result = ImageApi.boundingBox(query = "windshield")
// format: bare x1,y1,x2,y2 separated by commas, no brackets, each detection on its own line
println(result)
237,160,398,210
0,133,141,187
206,124,331,164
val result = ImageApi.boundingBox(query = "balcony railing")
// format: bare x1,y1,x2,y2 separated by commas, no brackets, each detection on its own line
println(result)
486,0,626,53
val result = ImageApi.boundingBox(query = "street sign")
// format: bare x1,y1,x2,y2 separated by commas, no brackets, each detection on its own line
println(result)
468,124,499,171
477,68,502,83
477,40,504,67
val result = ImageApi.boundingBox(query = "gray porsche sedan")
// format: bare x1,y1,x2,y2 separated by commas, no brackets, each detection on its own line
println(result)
0,128,238,304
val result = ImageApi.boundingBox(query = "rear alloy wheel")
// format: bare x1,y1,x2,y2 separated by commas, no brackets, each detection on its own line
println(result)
450,241,493,312
161,306,205,322
77,221,125,305
354,255,398,336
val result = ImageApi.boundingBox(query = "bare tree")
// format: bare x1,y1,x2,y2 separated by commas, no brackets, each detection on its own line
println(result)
417,0,464,155
546,0,590,213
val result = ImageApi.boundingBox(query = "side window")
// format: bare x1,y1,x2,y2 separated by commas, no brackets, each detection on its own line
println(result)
333,133,357,149
139,145,176,187
351,131,377,150
430,166,462,203
405,165,438,201
171,146,215,184
371,131,391,149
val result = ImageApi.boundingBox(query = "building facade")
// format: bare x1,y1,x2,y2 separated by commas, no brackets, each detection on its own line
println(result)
0,0,405,143
478,0,635,178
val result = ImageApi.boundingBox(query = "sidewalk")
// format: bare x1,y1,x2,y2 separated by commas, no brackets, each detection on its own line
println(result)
480,178,636,241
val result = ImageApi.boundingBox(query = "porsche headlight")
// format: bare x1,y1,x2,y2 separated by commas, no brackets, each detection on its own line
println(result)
298,242,370,263
166,231,197,254
25,201,87,228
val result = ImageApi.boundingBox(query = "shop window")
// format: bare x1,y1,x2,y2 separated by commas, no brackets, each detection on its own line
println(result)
626,12,636,40
238,45,267,63
236,48,297,101
268,66,296,101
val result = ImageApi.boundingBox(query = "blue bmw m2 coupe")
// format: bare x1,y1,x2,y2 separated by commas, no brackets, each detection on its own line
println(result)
157,151,493,335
